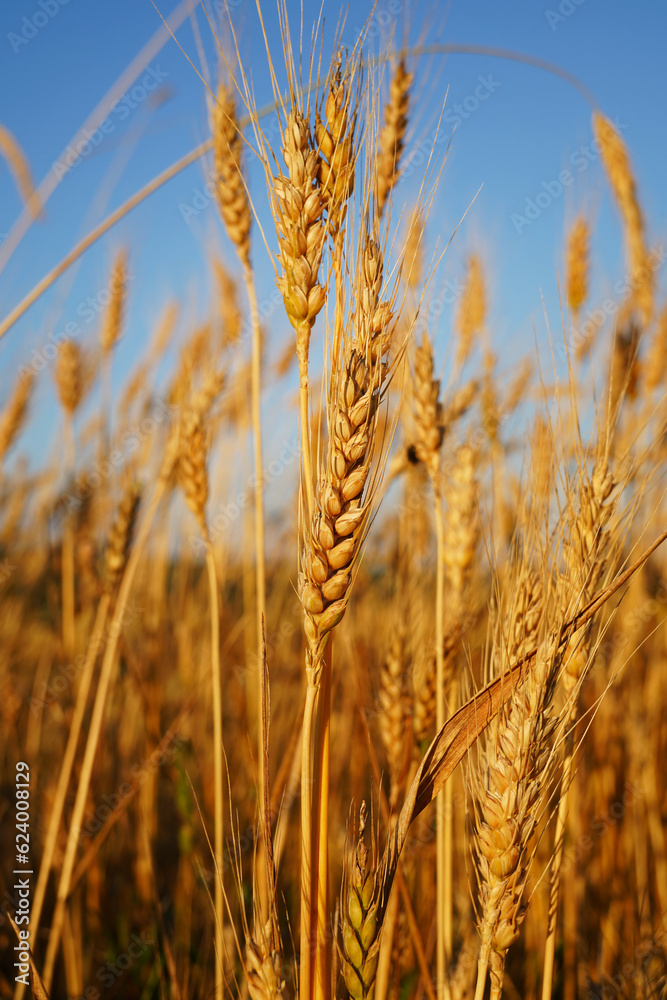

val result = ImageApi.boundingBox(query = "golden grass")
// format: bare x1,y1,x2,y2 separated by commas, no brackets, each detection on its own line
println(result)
0,13,665,1000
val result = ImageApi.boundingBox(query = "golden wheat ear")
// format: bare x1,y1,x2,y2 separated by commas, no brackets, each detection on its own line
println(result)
376,57,412,218
0,371,35,466
0,122,43,222
339,801,381,1000
376,522,667,922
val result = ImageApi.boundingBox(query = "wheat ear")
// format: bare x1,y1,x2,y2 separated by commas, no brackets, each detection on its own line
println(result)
178,373,225,999
0,372,34,467
212,83,252,265
593,112,653,326
541,460,616,1000
55,339,85,656
441,444,478,967
340,802,381,1000
378,626,410,809
376,58,412,217
299,235,394,1000
455,255,486,368
272,108,327,519
566,215,589,319
474,623,560,1000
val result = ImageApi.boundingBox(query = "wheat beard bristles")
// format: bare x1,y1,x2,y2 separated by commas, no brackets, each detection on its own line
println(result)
213,83,252,265
340,802,381,1000
272,109,327,382
566,216,590,317
300,237,393,682
475,627,561,999
376,58,412,218
316,55,356,237
593,112,653,326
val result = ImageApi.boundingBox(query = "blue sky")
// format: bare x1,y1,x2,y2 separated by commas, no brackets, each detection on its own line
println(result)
0,0,665,482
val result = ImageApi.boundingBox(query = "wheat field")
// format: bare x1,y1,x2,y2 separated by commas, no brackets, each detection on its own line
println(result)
0,4,666,1000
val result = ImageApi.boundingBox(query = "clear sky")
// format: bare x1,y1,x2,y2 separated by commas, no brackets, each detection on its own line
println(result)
0,0,665,480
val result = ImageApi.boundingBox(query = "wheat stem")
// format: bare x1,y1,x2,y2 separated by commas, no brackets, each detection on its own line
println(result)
30,595,110,945
62,413,76,657
243,263,268,914
301,683,318,1000
42,469,171,991
433,485,450,998
541,736,574,1000
206,542,225,1000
